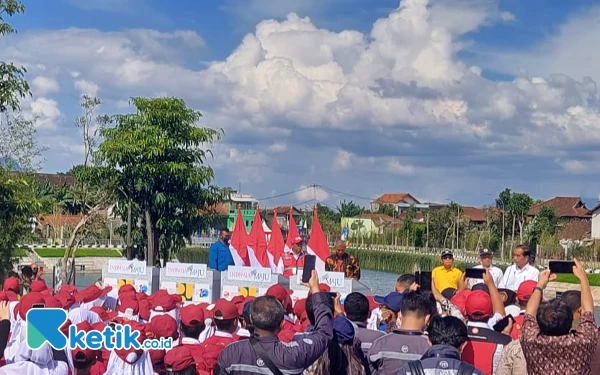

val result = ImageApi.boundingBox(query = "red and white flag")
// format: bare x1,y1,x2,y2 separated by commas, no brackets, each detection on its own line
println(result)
229,208,250,266
307,208,330,273
267,214,285,274
284,210,301,254
248,210,270,268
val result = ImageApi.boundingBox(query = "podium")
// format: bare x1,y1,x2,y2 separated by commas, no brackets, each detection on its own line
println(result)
159,262,221,304
102,260,159,297
220,265,282,300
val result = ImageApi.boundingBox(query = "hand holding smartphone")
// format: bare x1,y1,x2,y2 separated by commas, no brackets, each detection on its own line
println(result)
548,260,575,274
302,255,317,283
465,268,486,279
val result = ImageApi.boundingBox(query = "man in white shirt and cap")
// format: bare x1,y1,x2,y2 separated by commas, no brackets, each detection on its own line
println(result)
498,244,539,291
468,247,504,289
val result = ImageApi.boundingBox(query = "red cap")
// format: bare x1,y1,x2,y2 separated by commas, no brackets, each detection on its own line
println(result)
517,280,537,302
293,299,306,318
76,320,94,333
151,293,180,312
19,292,46,320
43,295,62,309
114,327,145,364
213,299,239,320
180,304,205,326
0,290,18,302
30,280,53,294
149,349,166,368
76,285,112,303
119,284,136,297
59,285,78,295
91,321,106,333
138,297,151,322
266,284,293,303
291,236,303,244
465,290,493,319
450,290,472,317
118,298,139,316
164,346,195,372
90,306,117,322
3,276,20,293
55,290,76,310
151,314,178,339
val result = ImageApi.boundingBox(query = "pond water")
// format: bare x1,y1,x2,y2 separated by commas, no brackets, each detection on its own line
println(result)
45,269,600,321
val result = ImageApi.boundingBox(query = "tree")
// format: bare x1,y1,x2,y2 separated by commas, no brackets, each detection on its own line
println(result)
97,97,228,266
377,203,395,216
337,200,362,218
526,206,559,255
510,192,533,243
59,96,113,284
0,0,30,112
400,206,417,246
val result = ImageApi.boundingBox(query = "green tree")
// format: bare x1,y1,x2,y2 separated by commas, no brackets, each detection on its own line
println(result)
511,192,533,243
400,206,417,246
337,200,362,218
0,0,30,112
377,203,395,216
97,97,228,266
525,206,558,255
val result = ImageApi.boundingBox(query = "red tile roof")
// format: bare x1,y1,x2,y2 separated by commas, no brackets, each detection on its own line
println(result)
268,206,302,215
528,197,591,218
560,221,591,240
373,193,420,205
355,213,403,226
461,207,487,222
39,214,82,228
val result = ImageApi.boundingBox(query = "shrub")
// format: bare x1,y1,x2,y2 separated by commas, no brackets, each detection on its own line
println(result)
34,248,123,258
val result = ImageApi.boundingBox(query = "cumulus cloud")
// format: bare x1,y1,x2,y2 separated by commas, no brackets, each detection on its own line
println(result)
31,76,59,95
2,0,600,204
295,185,329,203
74,79,99,96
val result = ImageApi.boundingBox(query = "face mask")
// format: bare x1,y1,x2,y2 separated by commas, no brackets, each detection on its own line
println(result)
32,269,38,275
224,236,231,244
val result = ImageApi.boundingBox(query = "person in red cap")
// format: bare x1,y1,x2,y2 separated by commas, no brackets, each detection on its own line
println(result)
461,270,511,375
508,280,537,340
283,235,305,278
29,279,53,295
200,299,239,371
176,303,208,365
2,276,20,295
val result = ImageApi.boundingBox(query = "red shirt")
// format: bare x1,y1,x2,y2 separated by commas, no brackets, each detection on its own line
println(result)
510,313,525,340
283,252,305,278
461,323,511,375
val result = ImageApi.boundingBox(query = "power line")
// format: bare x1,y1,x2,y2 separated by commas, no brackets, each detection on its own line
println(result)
319,185,373,201
256,186,310,201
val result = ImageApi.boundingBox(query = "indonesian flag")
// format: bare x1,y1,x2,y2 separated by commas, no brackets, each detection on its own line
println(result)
229,208,250,266
248,210,270,268
284,210,301,254
307,209,330,273
267,214,285,274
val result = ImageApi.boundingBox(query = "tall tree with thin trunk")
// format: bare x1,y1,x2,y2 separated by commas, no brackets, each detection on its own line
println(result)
97,97,228,266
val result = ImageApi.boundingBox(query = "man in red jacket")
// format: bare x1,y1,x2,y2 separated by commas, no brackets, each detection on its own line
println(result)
283,236,305,278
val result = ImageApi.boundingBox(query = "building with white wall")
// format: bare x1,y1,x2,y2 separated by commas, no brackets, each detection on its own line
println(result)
592,203,600,239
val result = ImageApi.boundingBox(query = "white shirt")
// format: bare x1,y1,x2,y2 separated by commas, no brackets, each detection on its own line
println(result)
467,265,504,289
498,264,539,291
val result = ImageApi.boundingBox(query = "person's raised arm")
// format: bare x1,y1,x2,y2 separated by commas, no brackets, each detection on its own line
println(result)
484,268,506,316
526,269,555,316
0,301,11,356
573,258,593,313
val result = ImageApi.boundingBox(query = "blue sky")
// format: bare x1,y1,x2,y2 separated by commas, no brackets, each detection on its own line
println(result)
4,0,600,207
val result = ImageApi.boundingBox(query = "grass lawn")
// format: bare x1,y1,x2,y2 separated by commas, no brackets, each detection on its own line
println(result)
34,248,123,258
554,273,600,287
13,248,27,257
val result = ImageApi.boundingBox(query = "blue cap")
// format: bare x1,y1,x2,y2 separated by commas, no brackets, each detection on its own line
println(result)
373,292,405,312
479,247,492,256
333,316,356,344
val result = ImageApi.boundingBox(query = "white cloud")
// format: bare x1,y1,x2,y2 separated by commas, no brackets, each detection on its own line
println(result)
295,185,329,203
267,142,287,153
31,76,59,95
560,159,587,173
74,79,100,96
386,159,415,175
26,98,61,130
2,0,600,204
332,149,351,170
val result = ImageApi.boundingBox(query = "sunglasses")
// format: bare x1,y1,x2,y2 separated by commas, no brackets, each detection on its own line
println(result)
441,256,453,260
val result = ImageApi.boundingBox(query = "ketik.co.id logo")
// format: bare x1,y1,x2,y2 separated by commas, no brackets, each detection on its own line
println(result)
26,308,172,351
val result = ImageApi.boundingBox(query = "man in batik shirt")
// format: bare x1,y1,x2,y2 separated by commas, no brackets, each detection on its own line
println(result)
325,240,361,280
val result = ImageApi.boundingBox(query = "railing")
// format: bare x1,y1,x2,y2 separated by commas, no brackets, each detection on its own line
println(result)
29,238,126,247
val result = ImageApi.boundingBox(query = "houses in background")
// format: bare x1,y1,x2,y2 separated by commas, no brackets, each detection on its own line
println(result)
527,196,593,246
590,202,600,243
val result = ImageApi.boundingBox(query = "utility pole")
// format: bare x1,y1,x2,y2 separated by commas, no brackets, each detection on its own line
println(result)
426,210,429,251
456,205,460,250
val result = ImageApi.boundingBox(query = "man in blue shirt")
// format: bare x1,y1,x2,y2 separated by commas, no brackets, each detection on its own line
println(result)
209,228,234,271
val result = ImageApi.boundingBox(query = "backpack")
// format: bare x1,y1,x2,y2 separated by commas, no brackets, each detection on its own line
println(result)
407,360,475,375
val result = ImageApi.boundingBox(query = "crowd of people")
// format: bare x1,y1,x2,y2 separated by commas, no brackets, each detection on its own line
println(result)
0,244,598,374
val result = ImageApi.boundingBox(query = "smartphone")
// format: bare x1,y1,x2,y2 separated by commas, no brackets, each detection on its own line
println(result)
549,260,575,274
493,314,515,332
414,271,432,291
326,292,337,299
465,268,486,279
302,255,317,283
32,303,45,308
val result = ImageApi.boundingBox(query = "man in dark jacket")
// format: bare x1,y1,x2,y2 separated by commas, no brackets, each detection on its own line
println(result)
398,315,483,375
216,270,332,374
